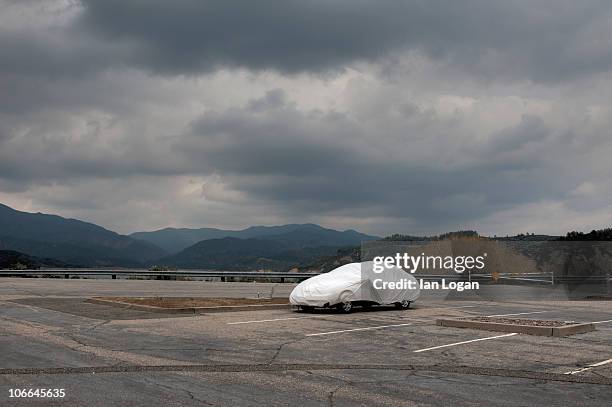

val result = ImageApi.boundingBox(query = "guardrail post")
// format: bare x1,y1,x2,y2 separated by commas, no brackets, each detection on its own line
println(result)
64,274,69,279
551,271,555,285
280,277,285,283
221,276,226,282
112,274,116,280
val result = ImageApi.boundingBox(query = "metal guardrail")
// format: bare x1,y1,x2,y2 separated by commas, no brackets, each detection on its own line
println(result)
0,269,609,285
0,269,320,282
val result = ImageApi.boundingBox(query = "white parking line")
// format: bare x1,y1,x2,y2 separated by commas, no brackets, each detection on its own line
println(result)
305,323,412,337
441,305,480,309
564,358,612,375
429,304,479,308
413,333,518,353
227,316,331,325
591,319,612,325
485,311,550,317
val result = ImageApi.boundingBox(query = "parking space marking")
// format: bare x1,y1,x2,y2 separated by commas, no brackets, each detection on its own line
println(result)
565,358,612,375
591,319,612,325
305,323,412,337
430,304,480,309
485,311,550,317
438,305,480,310
413,333,518,353
227,315,332,325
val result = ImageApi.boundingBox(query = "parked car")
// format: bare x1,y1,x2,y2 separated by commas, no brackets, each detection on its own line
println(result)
290,261,420,312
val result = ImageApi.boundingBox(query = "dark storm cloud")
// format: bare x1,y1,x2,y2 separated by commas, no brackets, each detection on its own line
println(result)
2,0,612,94
173,91,583,228
74,0,612,81
2,0,612,235
0,30,111,79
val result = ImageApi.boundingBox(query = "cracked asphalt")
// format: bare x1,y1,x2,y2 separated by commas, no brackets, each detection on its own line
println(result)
0,278,611,406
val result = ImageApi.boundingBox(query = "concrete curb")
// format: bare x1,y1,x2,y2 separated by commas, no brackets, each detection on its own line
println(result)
436,318,595,336
551,322,596,337
86,298,291,314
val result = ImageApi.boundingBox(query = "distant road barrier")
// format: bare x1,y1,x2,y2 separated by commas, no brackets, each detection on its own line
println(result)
0,269,320,282
0,269,609,286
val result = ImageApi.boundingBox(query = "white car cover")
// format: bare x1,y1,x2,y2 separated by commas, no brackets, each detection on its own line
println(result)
290,261,420,307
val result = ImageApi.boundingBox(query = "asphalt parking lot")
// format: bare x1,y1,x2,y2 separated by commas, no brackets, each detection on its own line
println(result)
1,278,611,406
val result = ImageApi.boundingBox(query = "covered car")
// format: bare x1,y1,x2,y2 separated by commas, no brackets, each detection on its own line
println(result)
290,261,420,312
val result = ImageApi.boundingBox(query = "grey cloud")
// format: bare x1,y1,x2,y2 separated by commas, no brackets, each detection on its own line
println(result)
3,1,612,87
170,91,599,230
2,0,612,88
486,116,549,154
2,81,612,234
73,0,612,82
2,1,612,236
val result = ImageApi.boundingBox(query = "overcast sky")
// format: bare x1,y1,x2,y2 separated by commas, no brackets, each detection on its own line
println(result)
2,0,612,236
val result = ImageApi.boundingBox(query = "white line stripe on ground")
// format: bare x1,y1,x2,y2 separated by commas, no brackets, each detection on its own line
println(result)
485,311,550,317
430,304,479,309
305,323,412,337
590,358,612,366
446,305,480,309
591,319,612,325
564,358,612,375
227,316,331,325
413,333,518,353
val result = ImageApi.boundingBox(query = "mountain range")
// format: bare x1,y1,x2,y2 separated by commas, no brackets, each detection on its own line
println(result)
2,201,609,271
0,203,165,267
0,250,67,269
131,224,377,254
0,203,378,269
135,223,378,270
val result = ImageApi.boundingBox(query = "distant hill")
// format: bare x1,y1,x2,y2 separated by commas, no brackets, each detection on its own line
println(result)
130,227,234,254
131,223,379,254
560,228,612,241
303,246,361,273
158,237,342,270
0,249,68,269
0,203,165,267
384,231,561,242
495,233,560,241
383,230,480,241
